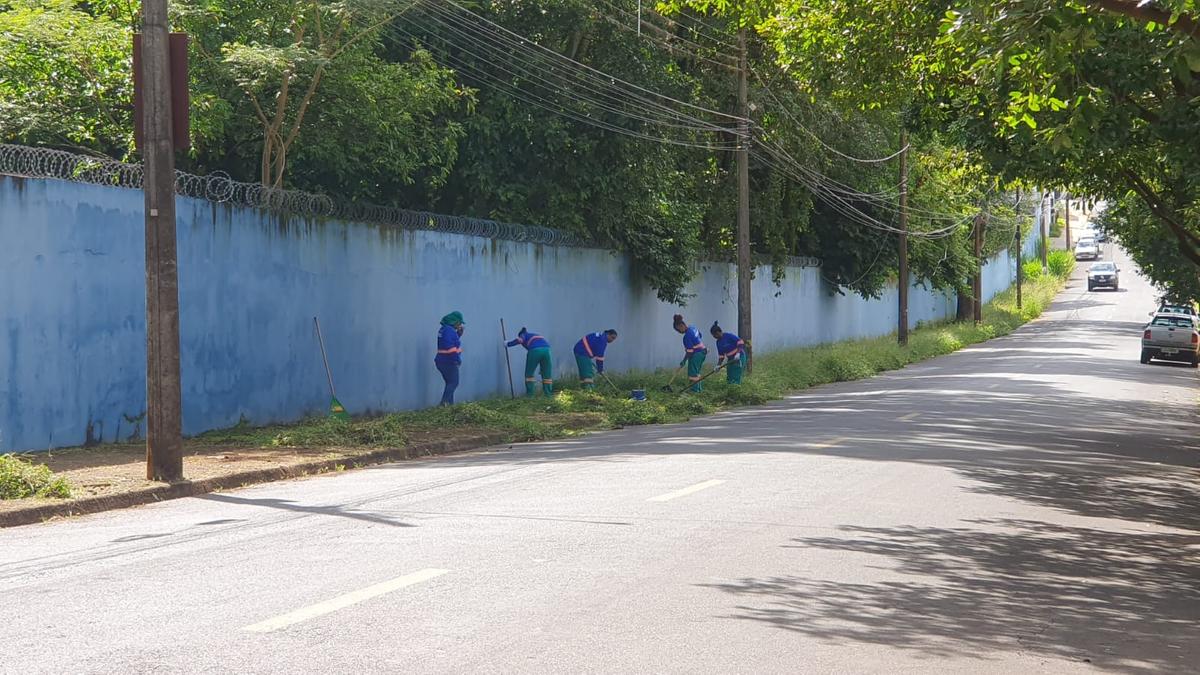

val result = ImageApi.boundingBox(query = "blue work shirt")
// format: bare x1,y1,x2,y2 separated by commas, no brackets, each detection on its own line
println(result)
507,330,550,350
435,324,462,365
682,326,707,355
574,332,609,372
715,332,745,360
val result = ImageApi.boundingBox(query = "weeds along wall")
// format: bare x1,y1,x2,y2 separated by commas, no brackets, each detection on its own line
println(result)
0,175,1028,451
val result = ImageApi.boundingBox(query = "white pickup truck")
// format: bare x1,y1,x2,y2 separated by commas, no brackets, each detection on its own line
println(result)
1141,313,1200,367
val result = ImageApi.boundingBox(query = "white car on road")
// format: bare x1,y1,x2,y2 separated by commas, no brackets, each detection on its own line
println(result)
1074,237,1100,260
1141,313,1200,367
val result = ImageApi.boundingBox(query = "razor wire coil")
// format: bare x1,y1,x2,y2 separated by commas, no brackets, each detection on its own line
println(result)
0,143,826,268
0,144,590,248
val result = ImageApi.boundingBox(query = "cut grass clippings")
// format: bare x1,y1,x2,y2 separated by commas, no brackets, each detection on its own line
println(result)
201,273,1067,451
0,454,71,500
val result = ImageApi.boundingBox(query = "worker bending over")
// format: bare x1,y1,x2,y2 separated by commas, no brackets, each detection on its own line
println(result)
506,327,554,396
574,329,618,390
710,321,747,385
673,314,707,392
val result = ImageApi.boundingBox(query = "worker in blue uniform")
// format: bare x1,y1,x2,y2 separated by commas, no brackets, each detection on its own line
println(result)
710,321,747,385
435,311,464,405
506,327,554,396
673,314,707,392
574,329,618,389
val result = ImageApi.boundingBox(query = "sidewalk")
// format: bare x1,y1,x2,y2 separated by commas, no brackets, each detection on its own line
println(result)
0,428,516,527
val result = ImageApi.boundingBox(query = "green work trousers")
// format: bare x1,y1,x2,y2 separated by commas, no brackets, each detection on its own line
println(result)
725,352,746,385
524,347,553,396
685,350,707,392
575,354,597,390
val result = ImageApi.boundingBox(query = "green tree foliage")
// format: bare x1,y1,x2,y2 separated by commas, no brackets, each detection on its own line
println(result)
913,1,1200,276
1098,196,1200,302
0,0,1030,305
176,0,469,195
0,0,131,156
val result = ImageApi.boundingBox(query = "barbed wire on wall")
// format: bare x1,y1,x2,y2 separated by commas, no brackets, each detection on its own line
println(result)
0,143,827,269
0,144,589,248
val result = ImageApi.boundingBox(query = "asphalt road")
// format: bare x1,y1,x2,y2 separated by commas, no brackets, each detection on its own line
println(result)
3,246,1198,674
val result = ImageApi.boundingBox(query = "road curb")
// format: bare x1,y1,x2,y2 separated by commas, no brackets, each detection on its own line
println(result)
0,431,512,528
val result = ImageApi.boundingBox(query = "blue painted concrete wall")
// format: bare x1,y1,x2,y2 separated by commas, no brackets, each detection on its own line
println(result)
0,176,1030,451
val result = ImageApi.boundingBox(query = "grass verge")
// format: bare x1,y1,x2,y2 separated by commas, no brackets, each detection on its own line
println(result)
1,455,72,499
201,274,1066,449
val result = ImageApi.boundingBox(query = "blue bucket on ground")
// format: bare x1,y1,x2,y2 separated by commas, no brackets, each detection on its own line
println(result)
631,389,647,401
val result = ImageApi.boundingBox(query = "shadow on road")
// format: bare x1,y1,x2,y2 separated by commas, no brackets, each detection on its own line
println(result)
703,519,1200,672
198,493,415,527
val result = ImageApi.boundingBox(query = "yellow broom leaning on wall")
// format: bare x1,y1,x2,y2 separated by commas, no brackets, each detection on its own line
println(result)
313,316,351,421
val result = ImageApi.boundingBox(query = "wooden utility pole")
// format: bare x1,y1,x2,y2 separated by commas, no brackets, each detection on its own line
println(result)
736,28,753,373
897,131,909,346
141,0,184,482
973,213,985,324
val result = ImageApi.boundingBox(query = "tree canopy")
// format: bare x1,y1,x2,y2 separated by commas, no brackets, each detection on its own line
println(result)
2,0,1052,303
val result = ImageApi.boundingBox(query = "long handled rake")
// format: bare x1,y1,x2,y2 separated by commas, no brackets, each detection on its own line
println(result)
660,364,684,392
599,370,620,392
675,360,730,396
499,318,516,399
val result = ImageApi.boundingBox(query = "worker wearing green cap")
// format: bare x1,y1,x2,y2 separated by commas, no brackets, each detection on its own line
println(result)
435,311,464,405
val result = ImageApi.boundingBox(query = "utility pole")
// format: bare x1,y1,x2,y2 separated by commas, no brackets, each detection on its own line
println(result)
141,0,184,482
1064,193,1072,250
897,130,909,346
973,213,985,324
1015,223,1023,311
736,27,752,373
1041,192,1050,273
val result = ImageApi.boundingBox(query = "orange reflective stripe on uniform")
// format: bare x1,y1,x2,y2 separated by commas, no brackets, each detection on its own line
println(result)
437,347,463,354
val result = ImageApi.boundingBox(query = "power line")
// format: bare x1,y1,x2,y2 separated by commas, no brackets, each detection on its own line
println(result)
407,3,736,133
751,68,908,165
431,0,746,123
653,6,739,50
382,22,741,150
591,0,738,71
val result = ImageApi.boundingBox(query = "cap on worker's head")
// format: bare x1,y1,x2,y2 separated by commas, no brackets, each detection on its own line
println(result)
440,311,465,327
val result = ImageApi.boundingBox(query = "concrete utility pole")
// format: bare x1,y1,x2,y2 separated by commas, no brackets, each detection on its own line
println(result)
897,130,909,346
1064,194,1072,250
141,0,184,482
736,28,752,373
1041,192,1051,273
1015,223,1023,311
973,213,985,324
